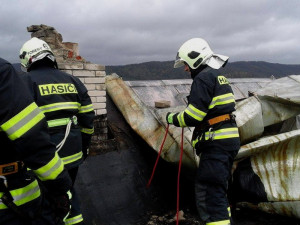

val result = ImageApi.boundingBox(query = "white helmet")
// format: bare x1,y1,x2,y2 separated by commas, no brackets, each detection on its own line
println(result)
174,38,229,70
19,37,56,71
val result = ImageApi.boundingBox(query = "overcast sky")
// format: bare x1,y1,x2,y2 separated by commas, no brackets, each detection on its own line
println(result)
1,0,300,66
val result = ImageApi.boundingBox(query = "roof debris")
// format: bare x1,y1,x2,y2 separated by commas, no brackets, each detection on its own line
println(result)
106,74,300,219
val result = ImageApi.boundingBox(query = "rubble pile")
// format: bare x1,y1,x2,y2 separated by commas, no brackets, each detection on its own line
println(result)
137,210,202,225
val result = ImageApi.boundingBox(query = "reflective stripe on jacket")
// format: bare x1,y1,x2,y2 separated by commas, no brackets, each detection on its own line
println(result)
0,102,45,141
168,72,239,143
0,58,71,211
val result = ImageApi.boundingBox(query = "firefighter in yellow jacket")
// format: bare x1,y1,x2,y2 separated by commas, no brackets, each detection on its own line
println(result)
19,38,95,225
166,38,240,225
0,57,72,224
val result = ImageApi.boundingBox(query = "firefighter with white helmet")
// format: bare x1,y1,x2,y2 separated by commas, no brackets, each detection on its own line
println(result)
19,37,56,72
167,38,240,225
20,37,95,225
0,57,72,224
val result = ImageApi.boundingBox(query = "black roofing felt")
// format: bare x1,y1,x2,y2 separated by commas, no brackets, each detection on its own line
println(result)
75,133,195,225
75,96,196,225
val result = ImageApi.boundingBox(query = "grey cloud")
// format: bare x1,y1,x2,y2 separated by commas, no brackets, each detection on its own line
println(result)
1,0,300,65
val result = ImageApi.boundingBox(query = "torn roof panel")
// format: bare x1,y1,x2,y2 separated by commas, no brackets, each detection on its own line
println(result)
256,75,300,103
108,75,277,168
107,74,300,219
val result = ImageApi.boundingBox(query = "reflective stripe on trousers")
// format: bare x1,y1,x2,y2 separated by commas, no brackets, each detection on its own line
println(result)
65,168,83,225
195,149,237,225
195,182,231,225
206,219,230,225
61,152,83,165
65,214,83,225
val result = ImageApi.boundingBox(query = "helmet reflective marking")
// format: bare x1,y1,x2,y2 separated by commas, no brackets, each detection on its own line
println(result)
19,37,55,71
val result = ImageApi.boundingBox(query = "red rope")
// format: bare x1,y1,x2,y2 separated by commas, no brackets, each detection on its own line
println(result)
176,127,184,225
146,124,184,225
146,124,170,188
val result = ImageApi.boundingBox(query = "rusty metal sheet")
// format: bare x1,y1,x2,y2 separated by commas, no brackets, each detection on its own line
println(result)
236,75,300,142
234,130,300,218
258,201,300,218
234,96,264,144
107,74,300,219
236,129,300,160
280,116,300,132
107,74,198,169
259,96,300,127
250,132,300,202
107,74,300,166
238,201,300,219
107,74,300,153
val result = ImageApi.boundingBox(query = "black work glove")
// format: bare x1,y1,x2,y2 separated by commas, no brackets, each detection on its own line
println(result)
49,191,72,224
166,112,174,124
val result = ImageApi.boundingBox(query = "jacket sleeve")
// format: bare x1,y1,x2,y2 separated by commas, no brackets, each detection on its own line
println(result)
73,77,95,151
0,59,71,195
168,75,213,127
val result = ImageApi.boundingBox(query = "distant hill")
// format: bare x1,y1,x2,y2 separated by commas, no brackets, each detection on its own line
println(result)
106,61,300,80
13,61,300,81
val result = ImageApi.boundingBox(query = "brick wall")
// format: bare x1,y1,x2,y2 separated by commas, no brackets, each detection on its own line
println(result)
58,62,109,143
58,62,107,116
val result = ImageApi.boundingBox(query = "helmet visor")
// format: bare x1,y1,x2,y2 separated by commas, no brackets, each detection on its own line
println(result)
174,53,185,68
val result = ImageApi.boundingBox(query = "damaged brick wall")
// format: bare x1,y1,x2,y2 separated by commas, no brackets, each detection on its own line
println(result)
27,24,108,152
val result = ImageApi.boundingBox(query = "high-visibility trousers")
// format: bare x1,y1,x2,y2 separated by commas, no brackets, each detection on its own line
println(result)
195,142,238,225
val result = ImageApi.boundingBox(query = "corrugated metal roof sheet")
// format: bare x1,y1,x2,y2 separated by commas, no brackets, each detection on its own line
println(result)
102,75,300,220
125,78,273,108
